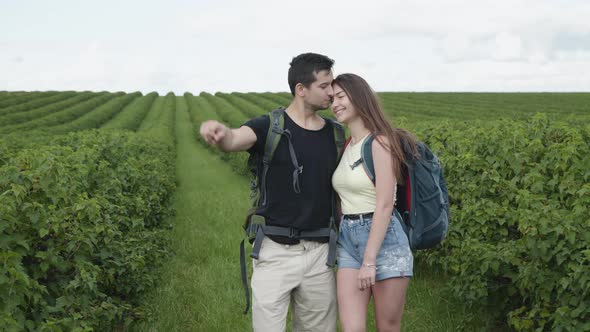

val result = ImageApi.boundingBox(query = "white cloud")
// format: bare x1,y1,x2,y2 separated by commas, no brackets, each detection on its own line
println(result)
493,32,523,61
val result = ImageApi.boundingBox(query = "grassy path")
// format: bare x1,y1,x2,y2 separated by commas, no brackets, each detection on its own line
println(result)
131,97,252,331
132,97,495,331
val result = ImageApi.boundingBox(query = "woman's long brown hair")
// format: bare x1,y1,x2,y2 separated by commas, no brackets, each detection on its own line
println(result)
333,73,418,182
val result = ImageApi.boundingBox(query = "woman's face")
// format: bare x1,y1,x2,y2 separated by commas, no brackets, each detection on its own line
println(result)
331,84,357,124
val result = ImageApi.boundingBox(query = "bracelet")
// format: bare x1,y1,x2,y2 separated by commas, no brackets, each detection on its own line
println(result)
362,263,377,269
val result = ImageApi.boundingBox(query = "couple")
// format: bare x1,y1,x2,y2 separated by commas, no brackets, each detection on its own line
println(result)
200,53,417,332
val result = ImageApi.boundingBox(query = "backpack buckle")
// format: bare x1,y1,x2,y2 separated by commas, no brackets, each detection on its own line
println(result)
288,227,299,239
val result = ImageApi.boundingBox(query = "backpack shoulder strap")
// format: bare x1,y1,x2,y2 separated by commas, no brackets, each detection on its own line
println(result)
264,107,285,164
360,134,376,185
325,118,346,162
259,107,285,206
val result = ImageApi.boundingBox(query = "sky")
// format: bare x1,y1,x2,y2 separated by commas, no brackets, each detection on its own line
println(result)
1,0,590,94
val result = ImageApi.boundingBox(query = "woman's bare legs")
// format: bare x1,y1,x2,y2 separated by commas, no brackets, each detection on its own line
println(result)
337,268,372,332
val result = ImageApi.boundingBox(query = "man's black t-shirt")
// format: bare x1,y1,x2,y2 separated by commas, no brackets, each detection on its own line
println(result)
243,112,338,244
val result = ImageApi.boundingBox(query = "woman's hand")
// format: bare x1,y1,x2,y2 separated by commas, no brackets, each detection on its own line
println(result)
358,263,377,290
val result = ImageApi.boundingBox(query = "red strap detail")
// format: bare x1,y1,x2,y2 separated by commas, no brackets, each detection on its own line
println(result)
343,137,352,151
405,174,412,211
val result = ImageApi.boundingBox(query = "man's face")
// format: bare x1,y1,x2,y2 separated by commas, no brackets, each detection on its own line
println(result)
302,70,334,111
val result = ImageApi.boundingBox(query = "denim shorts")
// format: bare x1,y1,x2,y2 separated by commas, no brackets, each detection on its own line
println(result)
337,212,413,280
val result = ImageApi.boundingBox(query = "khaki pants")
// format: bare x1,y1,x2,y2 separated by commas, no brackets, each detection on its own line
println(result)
251,237,337,332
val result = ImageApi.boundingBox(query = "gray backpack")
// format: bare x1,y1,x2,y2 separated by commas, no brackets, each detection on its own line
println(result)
353,134,449,250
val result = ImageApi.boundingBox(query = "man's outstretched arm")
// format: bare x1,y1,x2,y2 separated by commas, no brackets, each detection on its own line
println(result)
199,120,257,152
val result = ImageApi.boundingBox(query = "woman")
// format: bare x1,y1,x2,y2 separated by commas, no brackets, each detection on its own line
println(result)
331,73,418,332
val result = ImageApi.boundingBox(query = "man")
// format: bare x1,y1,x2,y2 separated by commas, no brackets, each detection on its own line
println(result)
200,53,340,332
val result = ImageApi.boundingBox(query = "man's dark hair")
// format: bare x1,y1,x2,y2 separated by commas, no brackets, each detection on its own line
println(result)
288,53,335,96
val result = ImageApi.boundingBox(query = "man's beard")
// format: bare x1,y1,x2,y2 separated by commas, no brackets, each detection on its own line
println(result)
310,101,329,112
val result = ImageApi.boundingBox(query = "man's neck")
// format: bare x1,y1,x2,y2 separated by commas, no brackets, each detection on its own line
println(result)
285,100,324,130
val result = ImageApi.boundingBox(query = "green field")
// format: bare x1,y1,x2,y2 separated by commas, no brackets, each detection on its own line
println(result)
1,91,589,331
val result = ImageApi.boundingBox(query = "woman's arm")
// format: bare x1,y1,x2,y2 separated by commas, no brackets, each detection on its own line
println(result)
358,136,396,289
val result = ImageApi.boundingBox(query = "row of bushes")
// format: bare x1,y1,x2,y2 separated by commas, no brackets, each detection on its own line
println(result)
185,93,250,176
0,93,119,134
102,93,158,131
0,92,58,109
415,114,590,331
0,92,78,118
0,130,175,331
48,93,140,134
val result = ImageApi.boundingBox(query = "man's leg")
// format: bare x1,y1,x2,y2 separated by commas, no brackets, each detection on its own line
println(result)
291,241,337,332
251,237,302,332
